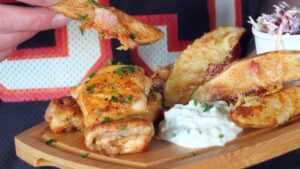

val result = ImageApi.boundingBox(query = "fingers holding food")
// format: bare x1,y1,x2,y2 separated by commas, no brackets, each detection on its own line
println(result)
48,0,163,50
229,86,300,128
0,47,16,62
0,5,69,33
192,51,300,103
0,31,37,51
164,27,245,107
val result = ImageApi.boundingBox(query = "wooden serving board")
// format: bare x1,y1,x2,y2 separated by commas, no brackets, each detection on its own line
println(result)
15,118,300,169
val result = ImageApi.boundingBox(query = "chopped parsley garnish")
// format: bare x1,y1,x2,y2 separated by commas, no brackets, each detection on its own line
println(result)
118,94,123,99
122,96,133,105
129,33,136,40
113,65,135,77
89,72,96,79
102,117,110,123
189,152,196,157
96,111,103,115
113,68,124,76
172,133,176,137
193,99,198,106
77,14,88,21
116,112,122,115
219,134,224,139
203,102,213,112
119,125,127,130
110,96,118,103
111,83,115,87
87,0,97,5
86,84,95,93
117,62,124,65
79,27,85,35
81,153,89,158
124,65,135,73
106,60,112,66
46,138,57,145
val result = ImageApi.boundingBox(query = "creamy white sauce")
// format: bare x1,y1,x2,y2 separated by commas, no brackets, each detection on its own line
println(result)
159,100,242,148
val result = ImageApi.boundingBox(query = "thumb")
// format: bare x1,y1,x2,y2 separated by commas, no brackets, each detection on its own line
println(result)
0,5,70,32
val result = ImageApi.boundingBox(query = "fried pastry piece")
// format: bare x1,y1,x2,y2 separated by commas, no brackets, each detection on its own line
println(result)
151,64,173,94
84,117,154,155
45,97,84,133
72,65,153,128
144,92,163,123
229,86,300,128
45,91,161,134
192,51,300,102
48,0,163,50
164,27,245,107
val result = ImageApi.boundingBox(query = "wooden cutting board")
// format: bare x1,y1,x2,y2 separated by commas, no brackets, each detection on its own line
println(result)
15,118,300,169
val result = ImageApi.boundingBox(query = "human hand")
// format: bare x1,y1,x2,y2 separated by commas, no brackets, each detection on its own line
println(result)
0,0,69,61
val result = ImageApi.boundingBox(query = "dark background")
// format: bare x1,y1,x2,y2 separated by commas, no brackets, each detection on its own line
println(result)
1,0,300,168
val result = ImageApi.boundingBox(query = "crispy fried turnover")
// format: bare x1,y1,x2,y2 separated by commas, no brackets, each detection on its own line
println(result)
45,97,84,133
192,51,300,102
84,117,154,155
48,0,163,50
164,27,245,107
230,86,300,128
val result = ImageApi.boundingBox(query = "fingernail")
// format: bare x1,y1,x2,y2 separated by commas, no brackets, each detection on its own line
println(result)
52,14,70,27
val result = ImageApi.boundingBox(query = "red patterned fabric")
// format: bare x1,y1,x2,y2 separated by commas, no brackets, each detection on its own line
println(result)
0,0,244,102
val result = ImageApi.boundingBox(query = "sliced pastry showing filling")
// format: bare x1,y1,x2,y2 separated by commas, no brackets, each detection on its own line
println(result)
45,96,84,133
48,0,164,50
230,85,300,128
84,117,154,155
164,27,245,107
192,51,300,103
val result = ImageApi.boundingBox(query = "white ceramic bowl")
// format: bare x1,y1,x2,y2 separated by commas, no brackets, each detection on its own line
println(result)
252,27,300,54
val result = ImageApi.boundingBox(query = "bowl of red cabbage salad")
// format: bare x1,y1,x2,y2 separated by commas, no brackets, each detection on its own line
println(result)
249,2,300,53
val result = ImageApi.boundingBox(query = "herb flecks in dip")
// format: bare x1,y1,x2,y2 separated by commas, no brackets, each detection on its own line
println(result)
159,100,242,148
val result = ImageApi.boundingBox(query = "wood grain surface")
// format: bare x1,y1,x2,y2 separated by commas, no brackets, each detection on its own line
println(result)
15,118,300,169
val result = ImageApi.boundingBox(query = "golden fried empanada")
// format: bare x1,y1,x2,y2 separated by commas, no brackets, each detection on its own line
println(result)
49,0,163,50
164,27,245,107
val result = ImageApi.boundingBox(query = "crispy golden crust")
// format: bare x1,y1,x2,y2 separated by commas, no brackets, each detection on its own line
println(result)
45,97,84,133
71,65,153,127
192,51,300,102
164,27,245,107
48,0,163,49
229,86,300,128
84,117,154,155
144,92,163,123
151,64,173,94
